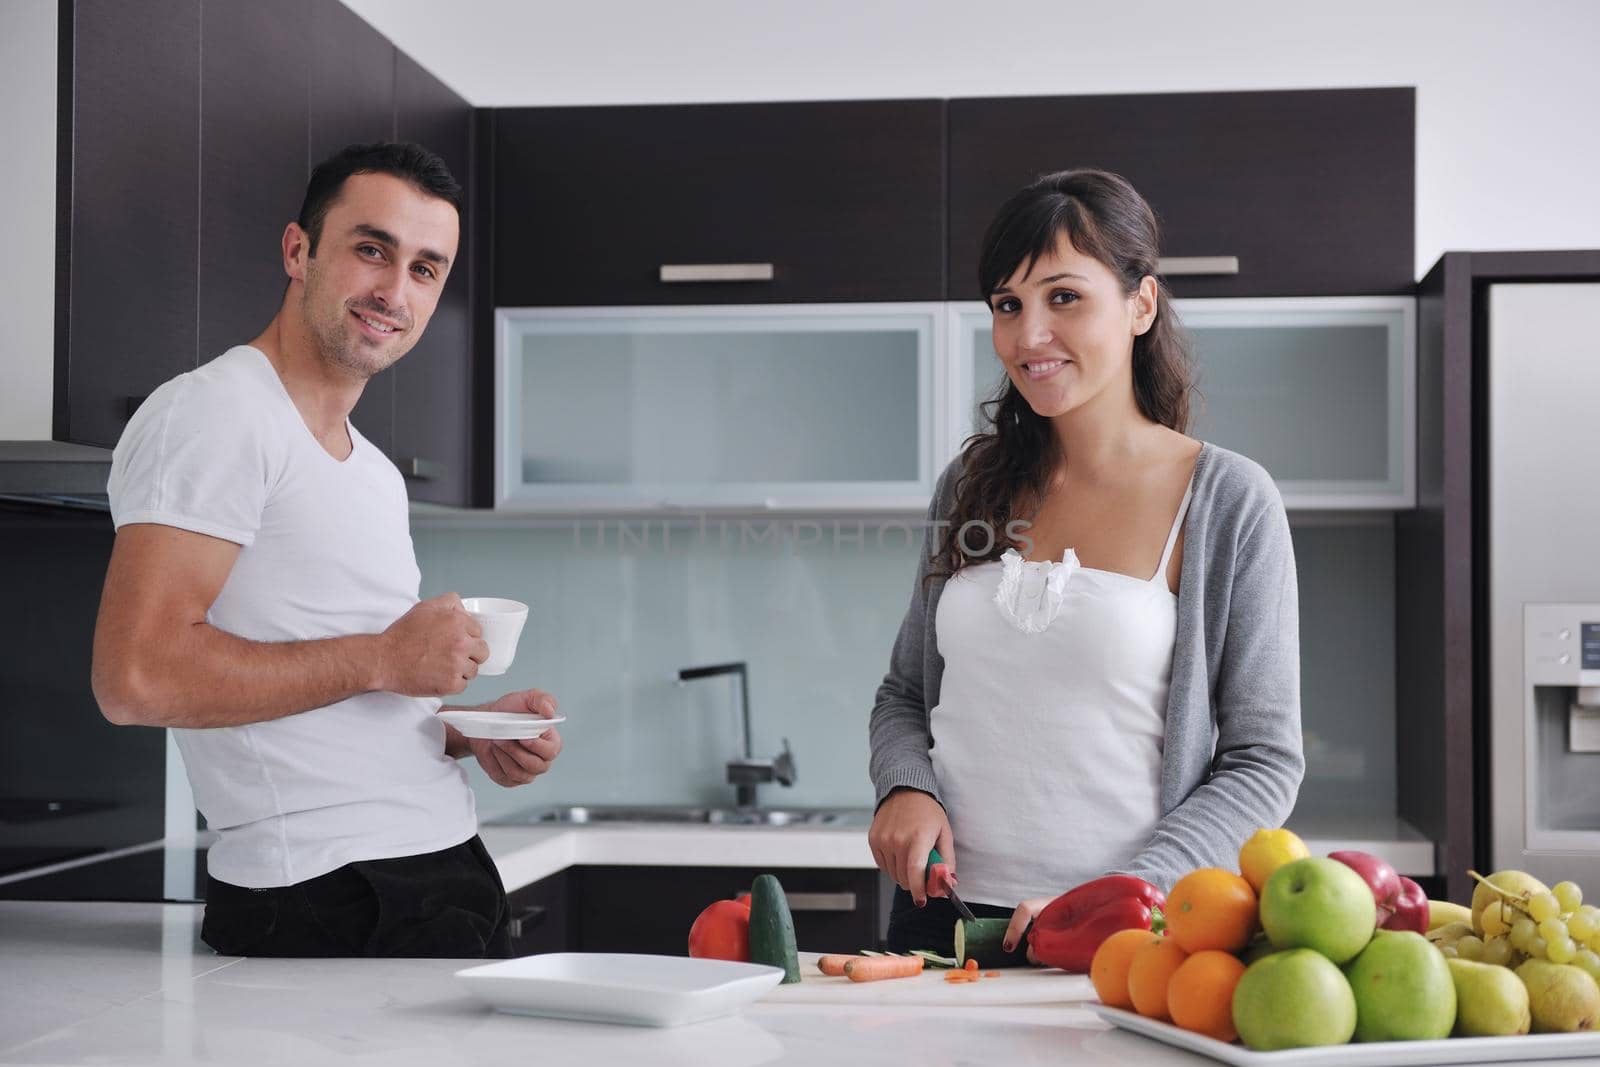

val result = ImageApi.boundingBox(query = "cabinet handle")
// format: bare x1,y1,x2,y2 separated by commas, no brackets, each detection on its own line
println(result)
659,263,775,284
507,903,547,939
785,892,857,912
1157,256,1240,276
397,457,445,481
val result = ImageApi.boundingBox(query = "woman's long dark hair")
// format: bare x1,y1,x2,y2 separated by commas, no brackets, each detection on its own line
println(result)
929,169,1195,582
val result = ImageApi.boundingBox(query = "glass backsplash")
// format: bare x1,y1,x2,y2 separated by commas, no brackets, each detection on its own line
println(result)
413,513,1396,825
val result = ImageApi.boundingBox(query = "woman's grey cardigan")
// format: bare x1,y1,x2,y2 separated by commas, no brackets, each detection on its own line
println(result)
868,442,1304,893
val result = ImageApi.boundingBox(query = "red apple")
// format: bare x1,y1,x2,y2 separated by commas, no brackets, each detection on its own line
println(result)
1328,850,1400,927
1383,876,1430,934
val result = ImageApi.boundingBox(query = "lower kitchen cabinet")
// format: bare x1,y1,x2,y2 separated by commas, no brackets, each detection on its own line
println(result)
504,869,576,957
569,866,879,957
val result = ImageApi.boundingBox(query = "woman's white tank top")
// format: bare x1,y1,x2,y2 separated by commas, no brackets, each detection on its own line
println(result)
929,474,1195,906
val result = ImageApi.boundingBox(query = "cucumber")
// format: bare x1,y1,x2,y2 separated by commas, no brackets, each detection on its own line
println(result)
954,917,1030,969
748,874,801,983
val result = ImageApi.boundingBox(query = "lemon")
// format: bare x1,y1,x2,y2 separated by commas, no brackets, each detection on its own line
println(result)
1238,827,1311,894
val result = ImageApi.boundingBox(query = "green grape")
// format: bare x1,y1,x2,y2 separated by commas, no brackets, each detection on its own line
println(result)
1554,880,1584,913
1528,935,1549,959
1575,949,1600,982
1510,916,1537,949
1547,935,1578,965
1529,892,1561,923
1456,935,1485,961
1438,944,1459,958
1570,911,1599,942
1482,936,1513,966
1539,917,1570,943
1590,931,1600,954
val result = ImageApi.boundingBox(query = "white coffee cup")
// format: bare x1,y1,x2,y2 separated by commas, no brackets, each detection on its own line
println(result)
461,597,529,676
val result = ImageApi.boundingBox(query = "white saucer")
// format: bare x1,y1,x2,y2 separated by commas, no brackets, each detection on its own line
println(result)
436,711,565,740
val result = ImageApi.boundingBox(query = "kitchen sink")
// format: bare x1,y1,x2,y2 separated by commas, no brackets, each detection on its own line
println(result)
502,805,871,829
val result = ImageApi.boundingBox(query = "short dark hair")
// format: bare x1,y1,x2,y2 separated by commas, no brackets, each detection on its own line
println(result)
296,142,462,256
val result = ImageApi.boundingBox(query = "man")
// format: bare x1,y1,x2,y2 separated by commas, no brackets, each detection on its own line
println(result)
91,143,561,958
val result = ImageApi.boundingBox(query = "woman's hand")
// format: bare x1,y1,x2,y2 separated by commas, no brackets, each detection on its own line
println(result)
868,788,954,906
1003,896,1054,955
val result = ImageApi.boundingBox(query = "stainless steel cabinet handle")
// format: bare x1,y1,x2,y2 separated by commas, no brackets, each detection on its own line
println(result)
507,903,547,939
659,263,775,283
397,457,445,481
785,892,857,912
1158,256,1240,276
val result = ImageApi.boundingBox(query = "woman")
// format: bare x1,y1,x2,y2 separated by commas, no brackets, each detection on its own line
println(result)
867,169,1303,957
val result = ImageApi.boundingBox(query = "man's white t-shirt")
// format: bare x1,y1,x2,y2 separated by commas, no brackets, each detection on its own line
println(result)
108,345,478,888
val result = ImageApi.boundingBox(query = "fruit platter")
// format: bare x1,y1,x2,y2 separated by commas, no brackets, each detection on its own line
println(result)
1087,829,1600,1064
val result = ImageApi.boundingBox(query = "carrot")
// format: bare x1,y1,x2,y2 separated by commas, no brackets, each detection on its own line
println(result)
983,971,1000,978
844,955,925,982
816,954,859,977
944,969,976,982
964,958,979,972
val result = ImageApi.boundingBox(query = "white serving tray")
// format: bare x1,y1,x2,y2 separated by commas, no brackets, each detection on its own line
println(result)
1091,1004,1600,1065
456,952,783,1027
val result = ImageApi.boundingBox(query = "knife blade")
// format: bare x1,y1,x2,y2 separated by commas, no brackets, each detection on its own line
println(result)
926,847,977,923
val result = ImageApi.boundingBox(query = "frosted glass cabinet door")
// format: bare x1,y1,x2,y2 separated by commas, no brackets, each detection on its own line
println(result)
947,296,1415,508
497,304,942,510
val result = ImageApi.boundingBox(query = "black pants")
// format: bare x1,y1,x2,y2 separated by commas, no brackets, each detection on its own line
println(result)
201,835,512,958
885,886,1015,956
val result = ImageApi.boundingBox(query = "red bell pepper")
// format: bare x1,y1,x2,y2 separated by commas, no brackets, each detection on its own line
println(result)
1383,876,1430,935
1027,874,1166,973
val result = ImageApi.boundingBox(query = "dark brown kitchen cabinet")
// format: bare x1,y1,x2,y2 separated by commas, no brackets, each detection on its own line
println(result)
391,51,475,507
55,0,201,447
505,870,576,956
57,0,479,501
491,100,946,306
946,88,1414,300
309,0,398,458
197,0,310,363
573,866,880,956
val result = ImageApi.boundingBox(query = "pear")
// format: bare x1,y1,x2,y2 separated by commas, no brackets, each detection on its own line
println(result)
1471,871,1548,937
1448,958,1531,1036
1516,959,1600,1033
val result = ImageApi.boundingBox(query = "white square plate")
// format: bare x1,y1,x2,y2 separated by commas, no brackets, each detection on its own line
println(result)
1092,1004,1600,1065
436,711,564,740
455,953,785,1027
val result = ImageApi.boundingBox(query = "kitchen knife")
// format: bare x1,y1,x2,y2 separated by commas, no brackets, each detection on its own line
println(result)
925,847,977,922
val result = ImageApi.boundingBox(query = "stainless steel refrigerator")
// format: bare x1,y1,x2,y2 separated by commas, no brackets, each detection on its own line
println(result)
1485,278,1600,888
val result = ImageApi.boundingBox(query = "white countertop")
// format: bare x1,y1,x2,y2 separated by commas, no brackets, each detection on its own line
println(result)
477,823,878,891
0,900,1140,1066
4,901,1583,1067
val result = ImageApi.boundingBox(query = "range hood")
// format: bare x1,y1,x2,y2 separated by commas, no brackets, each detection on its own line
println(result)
0,441,112,510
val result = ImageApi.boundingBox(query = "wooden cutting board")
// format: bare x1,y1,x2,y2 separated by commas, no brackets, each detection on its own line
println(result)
761,951,1097,1006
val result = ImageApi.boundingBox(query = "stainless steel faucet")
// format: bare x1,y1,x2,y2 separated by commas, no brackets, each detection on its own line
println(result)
676,661,796,809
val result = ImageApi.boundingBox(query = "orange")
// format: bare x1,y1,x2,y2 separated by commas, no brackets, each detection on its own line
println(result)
1127,936,1190,1021
1167,949,1247,1042
1167,868,1258,954
1090,928,1166,1009
1237,827,1310,894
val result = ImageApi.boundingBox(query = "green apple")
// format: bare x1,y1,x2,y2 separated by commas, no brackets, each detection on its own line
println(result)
1232,948,1358,1050
1344,929,1456,1040
1259,857,1377,964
